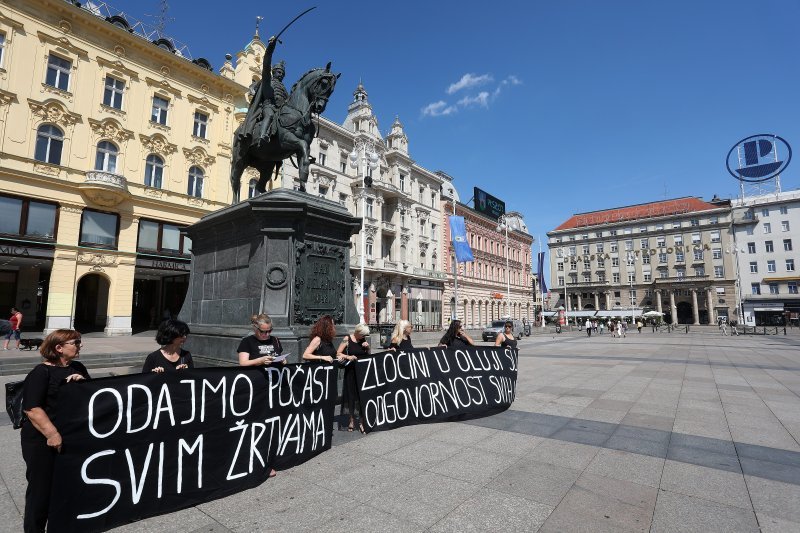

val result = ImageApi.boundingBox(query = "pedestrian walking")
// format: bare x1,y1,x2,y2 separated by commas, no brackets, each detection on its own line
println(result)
622,321,627,337
599,321,604,335
592,320,598,334
721,322,728,336
636,320,642,334
4,306,22,350
585,318,592,337
617,321,623,338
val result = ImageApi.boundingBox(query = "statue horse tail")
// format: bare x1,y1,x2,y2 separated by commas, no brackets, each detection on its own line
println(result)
229,124,248,203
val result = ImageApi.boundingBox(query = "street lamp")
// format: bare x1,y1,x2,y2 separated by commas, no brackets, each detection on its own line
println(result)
349,140,379,324
562,247,574,328
496,214,511,317
626,251,636,323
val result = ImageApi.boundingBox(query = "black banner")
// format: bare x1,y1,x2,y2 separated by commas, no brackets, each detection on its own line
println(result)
49,364,337,532
355,347,518,432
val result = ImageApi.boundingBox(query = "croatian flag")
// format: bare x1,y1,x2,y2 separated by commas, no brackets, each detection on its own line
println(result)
449,216,474,263
537,251,548,293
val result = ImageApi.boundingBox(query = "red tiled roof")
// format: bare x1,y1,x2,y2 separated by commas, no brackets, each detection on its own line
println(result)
554,197,720,231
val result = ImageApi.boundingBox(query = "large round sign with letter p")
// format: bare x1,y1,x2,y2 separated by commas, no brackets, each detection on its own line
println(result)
726,134,791,183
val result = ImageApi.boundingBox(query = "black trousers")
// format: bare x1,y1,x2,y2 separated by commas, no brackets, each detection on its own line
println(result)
21,438,55,533
340,365,362,419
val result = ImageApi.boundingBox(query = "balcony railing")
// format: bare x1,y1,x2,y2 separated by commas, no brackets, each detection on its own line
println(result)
413,267,446,280
79,170,131,207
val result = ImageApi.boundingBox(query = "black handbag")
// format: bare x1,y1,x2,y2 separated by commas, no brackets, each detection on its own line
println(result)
5,379,26,429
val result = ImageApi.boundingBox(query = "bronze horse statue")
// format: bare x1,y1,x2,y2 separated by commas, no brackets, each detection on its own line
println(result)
230,63,340,202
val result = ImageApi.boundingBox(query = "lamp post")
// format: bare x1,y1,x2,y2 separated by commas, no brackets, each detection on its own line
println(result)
349,140,379,325
627,251,636,323
562,247,574,328
496,214,511,317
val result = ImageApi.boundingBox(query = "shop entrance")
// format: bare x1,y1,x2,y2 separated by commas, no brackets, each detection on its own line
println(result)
75,274,110,332
676,301,693,324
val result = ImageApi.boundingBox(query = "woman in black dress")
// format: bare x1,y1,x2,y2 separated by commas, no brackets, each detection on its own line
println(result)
389,320,414,351
302,315,337,364
142,319,194,373
21,329,90,532
237,313,284,367
337,323,370,433
494,320,518,349
438,319,475,348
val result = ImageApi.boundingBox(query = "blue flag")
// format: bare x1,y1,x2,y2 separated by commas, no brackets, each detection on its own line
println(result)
449,216,474,263
537,251,548,294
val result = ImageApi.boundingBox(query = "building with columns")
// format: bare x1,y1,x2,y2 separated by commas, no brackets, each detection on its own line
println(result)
275,83,448,326
441,177,534,328
547,196,738,325
732,189,800,326
0,0,248,334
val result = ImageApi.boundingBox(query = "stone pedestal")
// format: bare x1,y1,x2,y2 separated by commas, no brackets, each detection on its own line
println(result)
179,189,361,364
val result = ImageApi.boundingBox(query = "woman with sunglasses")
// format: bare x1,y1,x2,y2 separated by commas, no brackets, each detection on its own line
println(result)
21,329,89,532
336,323,371,433
438,319,475,348
143,319,194,373
494,320,518,349
238,314,284,366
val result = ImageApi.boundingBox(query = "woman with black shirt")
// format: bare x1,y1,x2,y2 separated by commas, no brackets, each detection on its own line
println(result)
302,315,338,363
21,329,90,532
238,314,284,367
337,323,370,433
494,321,518,349
142,319,194,373
389,320,414,351
439,319,475,348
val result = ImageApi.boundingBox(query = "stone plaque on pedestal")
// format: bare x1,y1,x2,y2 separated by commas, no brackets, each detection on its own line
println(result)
178,188,361,364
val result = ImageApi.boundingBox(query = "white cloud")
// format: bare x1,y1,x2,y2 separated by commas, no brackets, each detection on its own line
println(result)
457,91,490,108
446,73,494,95
492,75,523,99
421,100,457,117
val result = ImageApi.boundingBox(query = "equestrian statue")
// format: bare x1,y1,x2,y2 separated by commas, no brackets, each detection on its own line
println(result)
230,32,340,203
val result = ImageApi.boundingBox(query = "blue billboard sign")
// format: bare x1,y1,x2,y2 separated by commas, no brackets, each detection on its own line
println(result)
726,134,792,183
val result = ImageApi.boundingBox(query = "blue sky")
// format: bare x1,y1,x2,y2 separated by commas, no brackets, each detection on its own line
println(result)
105,0,799,247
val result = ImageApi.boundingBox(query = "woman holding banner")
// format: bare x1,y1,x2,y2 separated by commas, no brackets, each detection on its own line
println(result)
302,315,337,363
337,323,370,433
142,319,194,373
389,320,414,351
238,314,284,367
494,320,518,349
21,329,90,532
438,319,475,348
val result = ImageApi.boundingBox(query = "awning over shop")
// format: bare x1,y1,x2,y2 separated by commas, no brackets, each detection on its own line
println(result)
566,310,598,318
595,309,644,318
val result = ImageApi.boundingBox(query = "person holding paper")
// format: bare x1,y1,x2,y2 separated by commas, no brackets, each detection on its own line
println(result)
337,323,370,433
438,319,475,348
142,319,194,373
238,314,284,367
21,329,90,533
389,320,414,351
302,315,337,364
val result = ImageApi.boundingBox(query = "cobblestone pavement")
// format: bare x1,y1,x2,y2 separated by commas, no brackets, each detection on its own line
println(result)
0,331,798,532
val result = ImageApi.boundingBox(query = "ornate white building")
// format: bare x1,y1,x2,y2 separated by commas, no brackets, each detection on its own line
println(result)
277,83,448,326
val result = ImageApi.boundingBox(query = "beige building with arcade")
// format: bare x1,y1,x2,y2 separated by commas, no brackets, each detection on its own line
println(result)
0,0,261,334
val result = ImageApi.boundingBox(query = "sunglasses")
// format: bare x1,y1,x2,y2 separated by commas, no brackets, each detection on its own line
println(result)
255,327,272,334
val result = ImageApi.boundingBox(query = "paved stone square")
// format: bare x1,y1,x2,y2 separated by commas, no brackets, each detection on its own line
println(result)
0,330,798,532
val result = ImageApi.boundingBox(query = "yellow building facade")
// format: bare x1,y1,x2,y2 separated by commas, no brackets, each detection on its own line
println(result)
0,0,253,334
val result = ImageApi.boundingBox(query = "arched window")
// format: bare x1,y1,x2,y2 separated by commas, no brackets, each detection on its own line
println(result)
95,141,118,173
420,251,426,269
144,154,164,188
187,166,204,198
34,124,64,165
248,178,258,199
431,252,437,271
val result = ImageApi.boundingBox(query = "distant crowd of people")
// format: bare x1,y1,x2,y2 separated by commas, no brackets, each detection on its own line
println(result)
578,319,646,338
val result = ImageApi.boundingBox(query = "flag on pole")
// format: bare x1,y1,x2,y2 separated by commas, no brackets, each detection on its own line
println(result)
537,251,548,293
449,216,474,263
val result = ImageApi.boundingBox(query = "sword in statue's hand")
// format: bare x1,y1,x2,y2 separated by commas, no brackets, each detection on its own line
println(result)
273,6,317,44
